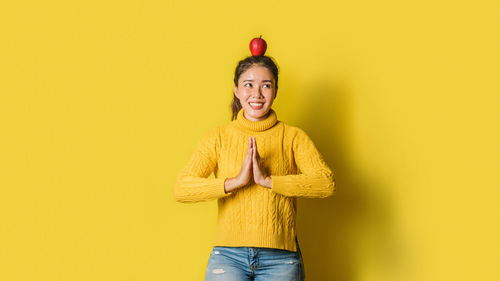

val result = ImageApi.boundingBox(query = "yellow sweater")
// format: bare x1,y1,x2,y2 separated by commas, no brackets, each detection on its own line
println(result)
173,108,336,252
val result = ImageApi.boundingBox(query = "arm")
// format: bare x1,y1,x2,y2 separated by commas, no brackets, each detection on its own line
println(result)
173,127,232,203
270,128,336,198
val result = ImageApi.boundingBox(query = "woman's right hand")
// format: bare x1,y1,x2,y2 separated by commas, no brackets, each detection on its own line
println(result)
224,137,253,193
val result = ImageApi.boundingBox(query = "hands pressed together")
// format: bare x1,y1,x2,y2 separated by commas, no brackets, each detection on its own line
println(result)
224,137,272,193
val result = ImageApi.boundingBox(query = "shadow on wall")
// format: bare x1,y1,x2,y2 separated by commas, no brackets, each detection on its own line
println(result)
294,75,401,281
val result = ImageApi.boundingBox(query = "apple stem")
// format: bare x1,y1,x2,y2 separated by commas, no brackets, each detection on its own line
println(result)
259,35,262,39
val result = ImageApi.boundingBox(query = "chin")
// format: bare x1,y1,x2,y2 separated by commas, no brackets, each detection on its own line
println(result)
247,108,270,118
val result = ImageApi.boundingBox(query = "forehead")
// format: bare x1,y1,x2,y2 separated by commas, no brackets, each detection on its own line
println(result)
239,65,274,82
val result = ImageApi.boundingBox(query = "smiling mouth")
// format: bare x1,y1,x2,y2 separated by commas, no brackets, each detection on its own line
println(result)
249,102,264,110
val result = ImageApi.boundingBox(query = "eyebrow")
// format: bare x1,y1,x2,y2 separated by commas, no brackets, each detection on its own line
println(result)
242,79,273,83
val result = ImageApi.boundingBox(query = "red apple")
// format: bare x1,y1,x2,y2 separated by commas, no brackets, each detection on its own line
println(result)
249,35,267,56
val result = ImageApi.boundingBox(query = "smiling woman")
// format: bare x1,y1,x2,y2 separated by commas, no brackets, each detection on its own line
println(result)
230,55,279,121
174,53,335,281
233,64,275,121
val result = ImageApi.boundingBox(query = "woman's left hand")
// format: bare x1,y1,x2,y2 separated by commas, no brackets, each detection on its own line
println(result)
251,137,272,188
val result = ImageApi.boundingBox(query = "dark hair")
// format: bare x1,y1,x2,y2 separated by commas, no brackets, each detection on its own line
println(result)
230,55,279,121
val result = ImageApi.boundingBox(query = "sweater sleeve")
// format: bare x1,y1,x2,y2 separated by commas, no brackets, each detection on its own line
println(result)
270,128,336,198
173,127,232,203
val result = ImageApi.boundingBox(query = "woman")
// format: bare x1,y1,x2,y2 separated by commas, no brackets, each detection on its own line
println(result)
174,55,336,281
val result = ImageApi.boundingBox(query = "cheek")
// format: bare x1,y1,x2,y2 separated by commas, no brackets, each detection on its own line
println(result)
236,91,245,99
241,91,252,100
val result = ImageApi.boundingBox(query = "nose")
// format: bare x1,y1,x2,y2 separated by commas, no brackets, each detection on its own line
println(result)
253,87,264,98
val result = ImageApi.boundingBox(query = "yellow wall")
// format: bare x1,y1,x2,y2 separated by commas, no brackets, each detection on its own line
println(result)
1,1,498,280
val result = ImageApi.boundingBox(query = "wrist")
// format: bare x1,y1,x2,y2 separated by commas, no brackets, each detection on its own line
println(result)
225,177,244,193
224,177,235,193
260,176,272,189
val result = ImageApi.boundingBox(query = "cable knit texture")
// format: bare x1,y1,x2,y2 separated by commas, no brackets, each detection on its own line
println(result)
174,108,336,252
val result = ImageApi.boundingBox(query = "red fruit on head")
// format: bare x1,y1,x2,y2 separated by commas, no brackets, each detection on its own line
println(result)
249,35,267,56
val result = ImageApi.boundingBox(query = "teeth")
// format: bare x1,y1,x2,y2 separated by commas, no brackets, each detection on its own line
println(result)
249,103,264,106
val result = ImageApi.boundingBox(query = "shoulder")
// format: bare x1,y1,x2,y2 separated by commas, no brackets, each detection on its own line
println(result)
281,124,318,152
282,123,309,139
196,126,221,146
199,126,220,137
217,122,235,137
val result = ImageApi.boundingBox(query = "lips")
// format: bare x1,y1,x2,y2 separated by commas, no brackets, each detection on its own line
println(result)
249,102,264,110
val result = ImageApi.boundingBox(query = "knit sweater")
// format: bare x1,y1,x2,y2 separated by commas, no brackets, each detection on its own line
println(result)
173,108,335,252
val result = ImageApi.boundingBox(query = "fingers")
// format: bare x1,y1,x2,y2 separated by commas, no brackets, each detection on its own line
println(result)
239,137,253,186
252,137,256,159
252,137,260,160
252,137,261,167
247,137,253,158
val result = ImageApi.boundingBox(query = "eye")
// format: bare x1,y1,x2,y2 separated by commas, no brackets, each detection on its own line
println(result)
263,84,271,88
244,83,252,87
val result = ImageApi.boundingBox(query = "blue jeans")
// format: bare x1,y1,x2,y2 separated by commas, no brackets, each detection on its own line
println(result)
205,238,305,281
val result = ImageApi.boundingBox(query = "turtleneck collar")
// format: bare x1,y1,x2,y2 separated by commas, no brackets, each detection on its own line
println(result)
235,108,278,132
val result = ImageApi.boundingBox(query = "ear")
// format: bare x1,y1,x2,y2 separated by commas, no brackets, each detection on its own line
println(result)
233,85,239,99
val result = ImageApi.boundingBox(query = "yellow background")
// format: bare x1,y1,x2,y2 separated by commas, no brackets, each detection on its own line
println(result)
1,0,499,280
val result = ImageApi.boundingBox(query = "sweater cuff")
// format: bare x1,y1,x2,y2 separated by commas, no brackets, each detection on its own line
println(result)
269,175,291,197
208,177,233,199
